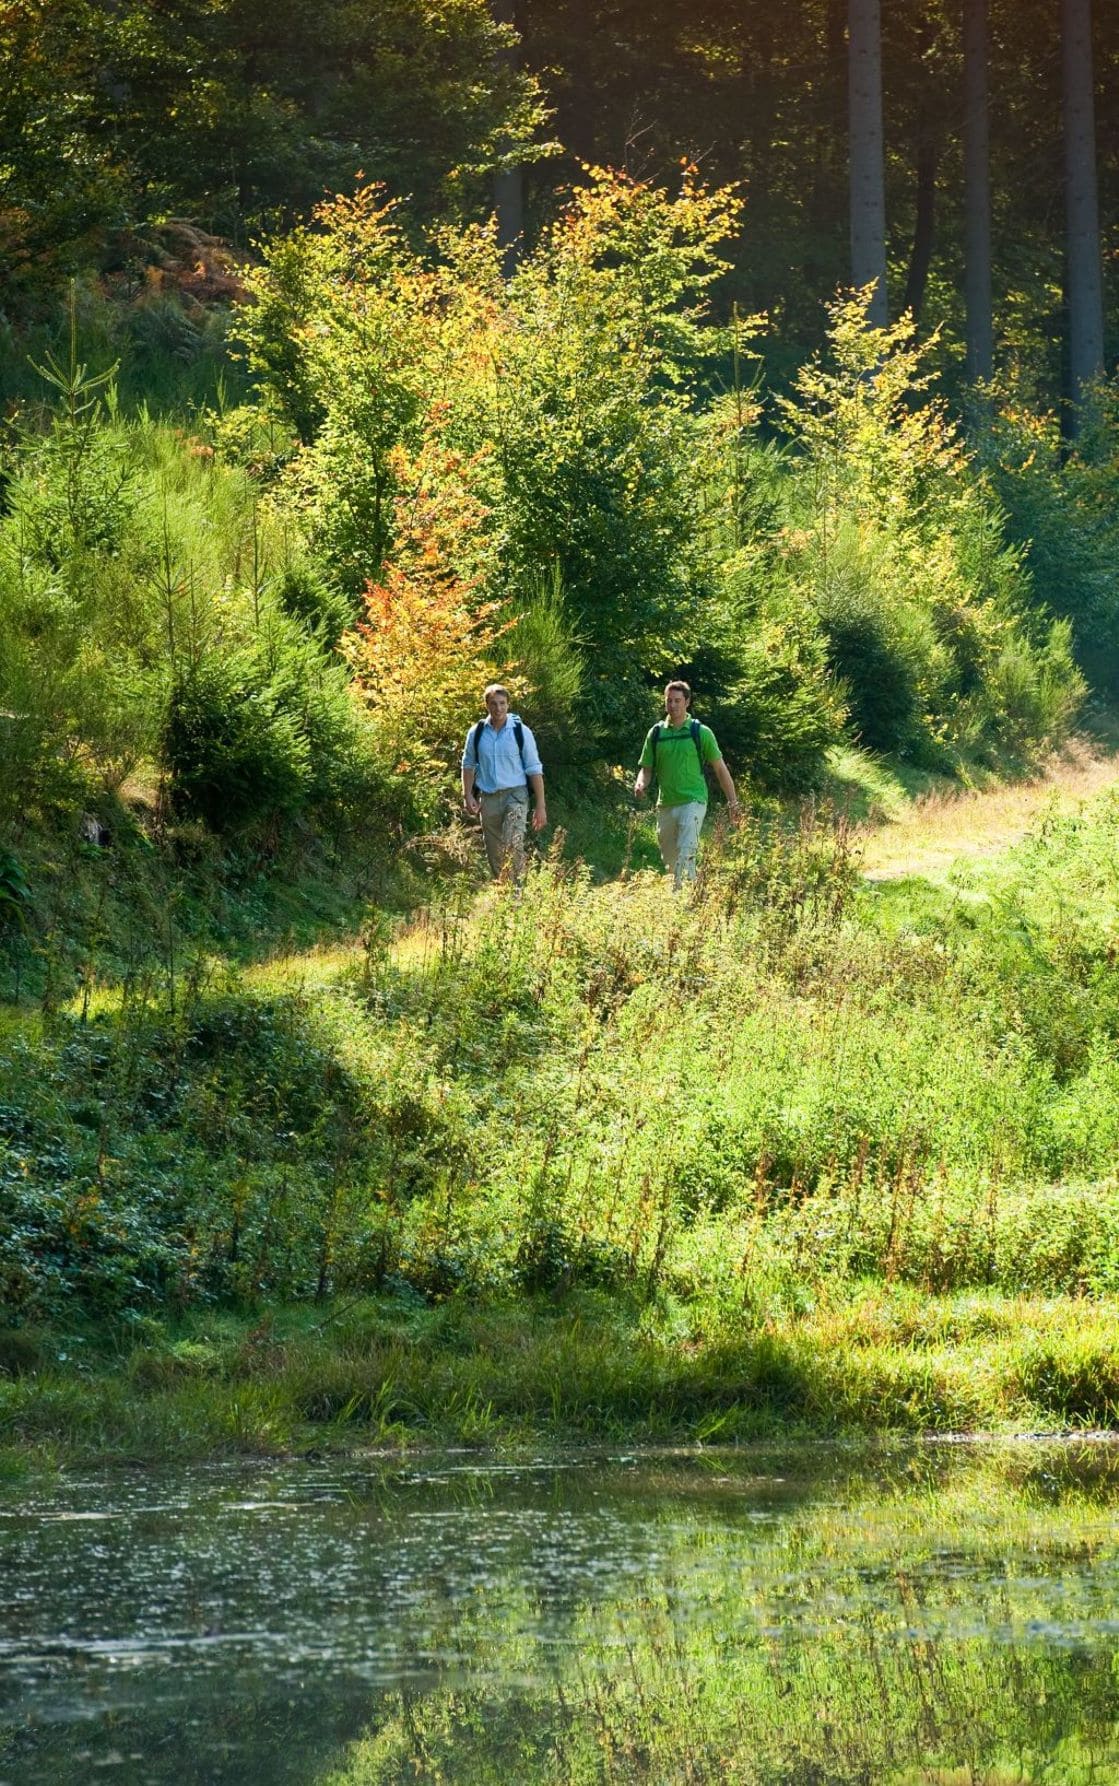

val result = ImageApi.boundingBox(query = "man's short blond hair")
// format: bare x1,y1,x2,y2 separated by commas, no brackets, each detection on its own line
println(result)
483,683,510,702
664,680,692,703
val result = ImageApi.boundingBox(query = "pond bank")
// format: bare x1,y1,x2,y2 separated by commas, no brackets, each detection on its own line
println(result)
4,1287,1118,1474
4,756,1119,1479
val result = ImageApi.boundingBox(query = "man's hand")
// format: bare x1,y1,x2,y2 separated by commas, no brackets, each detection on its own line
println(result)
633,768,651,804
532,805,547,833
463,792,481,817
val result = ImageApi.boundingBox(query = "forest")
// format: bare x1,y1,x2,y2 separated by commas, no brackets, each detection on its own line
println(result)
0,0,1117,1451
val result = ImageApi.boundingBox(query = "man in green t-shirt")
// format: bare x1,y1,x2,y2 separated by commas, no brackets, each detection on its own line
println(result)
634,681,741,887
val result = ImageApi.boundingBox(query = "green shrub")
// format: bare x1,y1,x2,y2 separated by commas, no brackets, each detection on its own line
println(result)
974,620,1084,755
0,337,391,840
242,170,744,759
811,530,934,756
165,653,311,832
506,573,589,780
0,851,31,930
986,385,1119,693
779,296,1084,766
0,556,154,817
0,365,260,817
276,563,354,651
241,189,437,588
689,628,845,793
165,614,380,834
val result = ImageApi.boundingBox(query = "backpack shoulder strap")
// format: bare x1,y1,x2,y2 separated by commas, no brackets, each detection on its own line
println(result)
513,720,525,762
470,719,486,765
690,717,704,769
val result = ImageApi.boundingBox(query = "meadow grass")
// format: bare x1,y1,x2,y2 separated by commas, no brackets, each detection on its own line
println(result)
2,777,1119,1463
1,1285,1116,1469
858,732,1119,880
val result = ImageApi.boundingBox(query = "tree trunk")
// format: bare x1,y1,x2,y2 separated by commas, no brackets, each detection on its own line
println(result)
492,0,524,275
963,0,993,383
902,126,938,324
1062,0,1104,424
849,0,888,324
809,0,849,243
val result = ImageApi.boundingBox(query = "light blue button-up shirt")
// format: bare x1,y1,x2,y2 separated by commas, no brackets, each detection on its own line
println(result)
462,714,543,793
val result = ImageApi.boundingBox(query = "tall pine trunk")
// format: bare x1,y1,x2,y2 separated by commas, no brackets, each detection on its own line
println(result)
849,0,888,323
492,0,524,275
902,125,939,325
810,0,847,229
963,0,993,384
1062,0,1104,426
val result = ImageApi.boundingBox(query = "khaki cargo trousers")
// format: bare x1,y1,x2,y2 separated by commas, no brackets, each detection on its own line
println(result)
479,787,530,880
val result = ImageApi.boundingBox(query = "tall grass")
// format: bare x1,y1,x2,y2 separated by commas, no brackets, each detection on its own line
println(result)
2,789,1118,1454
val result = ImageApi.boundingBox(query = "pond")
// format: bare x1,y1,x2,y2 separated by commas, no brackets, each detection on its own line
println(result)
2,1440,1118,1784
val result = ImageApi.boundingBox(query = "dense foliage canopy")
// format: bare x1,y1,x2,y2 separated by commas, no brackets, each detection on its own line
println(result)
0,2,1114,833
3,0,1115,411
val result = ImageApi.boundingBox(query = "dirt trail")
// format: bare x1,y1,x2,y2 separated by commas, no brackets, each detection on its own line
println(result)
859,737,1119,883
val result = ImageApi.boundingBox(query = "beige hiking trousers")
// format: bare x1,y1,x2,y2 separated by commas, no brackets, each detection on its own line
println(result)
656,800,706,888
479,787,530,880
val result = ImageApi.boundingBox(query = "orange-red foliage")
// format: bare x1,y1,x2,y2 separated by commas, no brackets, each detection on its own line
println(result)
342,440,513,776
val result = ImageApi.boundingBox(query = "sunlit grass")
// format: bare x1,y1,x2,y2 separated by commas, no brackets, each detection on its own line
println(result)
859,734,1119,881
3,1286,1117,1467
240,943,363,995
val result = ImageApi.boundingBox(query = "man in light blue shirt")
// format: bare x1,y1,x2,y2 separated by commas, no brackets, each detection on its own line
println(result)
461,684,546,879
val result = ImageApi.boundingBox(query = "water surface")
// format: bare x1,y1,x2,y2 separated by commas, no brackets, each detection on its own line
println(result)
2,1440,1118,1783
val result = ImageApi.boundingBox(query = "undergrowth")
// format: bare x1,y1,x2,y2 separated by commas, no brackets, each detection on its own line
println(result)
2,787,1119,1454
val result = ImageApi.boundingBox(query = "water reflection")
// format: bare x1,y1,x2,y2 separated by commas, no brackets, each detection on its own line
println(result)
1,1441,1117,1783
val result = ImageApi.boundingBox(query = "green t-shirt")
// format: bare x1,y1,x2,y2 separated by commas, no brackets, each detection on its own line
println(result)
639,719,722,807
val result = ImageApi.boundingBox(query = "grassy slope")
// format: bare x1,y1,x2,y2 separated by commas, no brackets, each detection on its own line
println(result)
3,741,1119,1468
857,734,1119,881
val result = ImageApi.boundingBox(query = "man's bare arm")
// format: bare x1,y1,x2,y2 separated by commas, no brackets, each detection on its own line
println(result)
634,765,654,801
712,758,741,816
462,764,480,815
528,771,547,832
